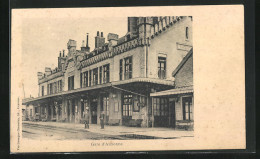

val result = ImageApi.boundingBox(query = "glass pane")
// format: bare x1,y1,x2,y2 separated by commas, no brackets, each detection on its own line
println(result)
185,102,189,113
186,112,189,120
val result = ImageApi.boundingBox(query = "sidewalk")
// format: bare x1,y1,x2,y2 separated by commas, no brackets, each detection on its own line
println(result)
23,121,194,139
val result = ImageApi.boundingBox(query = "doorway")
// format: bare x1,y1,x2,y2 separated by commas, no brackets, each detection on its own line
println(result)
122,94,133,125
90,98,98,124
169,100,176,128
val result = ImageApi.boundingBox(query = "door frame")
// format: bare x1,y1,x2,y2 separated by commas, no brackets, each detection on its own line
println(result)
121,94,133,125
90,98,98,124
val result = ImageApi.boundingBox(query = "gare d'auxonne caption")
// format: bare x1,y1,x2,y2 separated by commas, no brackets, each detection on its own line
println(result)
22,16,194,130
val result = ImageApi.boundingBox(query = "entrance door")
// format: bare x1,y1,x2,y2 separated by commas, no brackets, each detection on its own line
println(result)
91,99,98,124
71,99,75,123
101,95,109,124
81,101,84,118
153,97,169,127
122,94,133,125
67,100,70,122
169,100,176,128
47,105,51,120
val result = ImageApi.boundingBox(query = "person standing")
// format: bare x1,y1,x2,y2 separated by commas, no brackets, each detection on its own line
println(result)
100,111,105,129
83,108,90,129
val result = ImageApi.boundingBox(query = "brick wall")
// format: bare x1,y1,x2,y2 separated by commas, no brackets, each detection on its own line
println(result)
175,55,193,88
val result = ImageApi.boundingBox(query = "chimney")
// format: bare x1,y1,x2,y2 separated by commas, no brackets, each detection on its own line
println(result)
63,50,65,57
128,17,138,35
107,33,118,47
67,39,77,54
95,31,105,48
37,72,43,79
86,33,89,48
45,67,52,76
82,40,85,47
59,51,61,57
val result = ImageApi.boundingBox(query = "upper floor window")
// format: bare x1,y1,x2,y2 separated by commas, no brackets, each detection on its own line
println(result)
119,59,123,80
41,86,44,96
186,27,189,40
53,82,57,94
59,80,62,92
158,56,166,79
124,56,132,80
81,71,88,88
50,83,53,94
56,82,59,93
99,66,102,84
68,76,74,90
89,70,92,86
103,64,110,83
93,68,98,86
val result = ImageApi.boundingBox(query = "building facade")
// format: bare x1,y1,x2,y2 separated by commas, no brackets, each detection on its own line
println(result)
22,16,193,128
150,49,193,130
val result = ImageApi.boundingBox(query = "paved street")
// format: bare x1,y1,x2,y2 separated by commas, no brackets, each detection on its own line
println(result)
22,121,194,140
23,122,128,140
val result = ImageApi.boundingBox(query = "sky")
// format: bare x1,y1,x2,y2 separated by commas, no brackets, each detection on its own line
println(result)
20,15,127,98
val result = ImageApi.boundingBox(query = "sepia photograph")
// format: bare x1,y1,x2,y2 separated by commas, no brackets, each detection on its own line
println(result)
11,6,245,152
20,16,193,141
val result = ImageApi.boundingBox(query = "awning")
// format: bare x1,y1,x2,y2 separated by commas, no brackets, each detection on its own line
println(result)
150,86,193,97
22,78,174,105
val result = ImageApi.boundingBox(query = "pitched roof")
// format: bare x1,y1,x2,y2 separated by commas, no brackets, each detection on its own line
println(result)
150,86,193,97
172,48,193,77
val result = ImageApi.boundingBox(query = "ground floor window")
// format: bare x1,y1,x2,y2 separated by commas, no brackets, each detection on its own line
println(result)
182,97,193,120
102,96,109,116
123,94,133,116
153,97,168,116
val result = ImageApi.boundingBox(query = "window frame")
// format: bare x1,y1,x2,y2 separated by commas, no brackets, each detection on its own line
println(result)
68,76,74,90
158,56,167,79
103,64,110,84
89,70,92,86
182,97,193,121
122,94,133,117
99,66,103,84
41,86,44,96
93,68,98,86
185,27,189,40
124,56,133,80
119,59,123,80
153,97,169,116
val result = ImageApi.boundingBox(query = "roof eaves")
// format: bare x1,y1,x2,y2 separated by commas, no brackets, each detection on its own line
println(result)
172,48,193,77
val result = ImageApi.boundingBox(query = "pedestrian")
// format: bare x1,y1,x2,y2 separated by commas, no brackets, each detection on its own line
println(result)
83,107,89,129
100,111,105,129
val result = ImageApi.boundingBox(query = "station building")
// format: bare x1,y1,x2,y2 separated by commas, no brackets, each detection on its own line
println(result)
22,16,193,129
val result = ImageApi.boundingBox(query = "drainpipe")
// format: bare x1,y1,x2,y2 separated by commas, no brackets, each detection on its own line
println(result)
146,42,148,78
151,96,154,128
